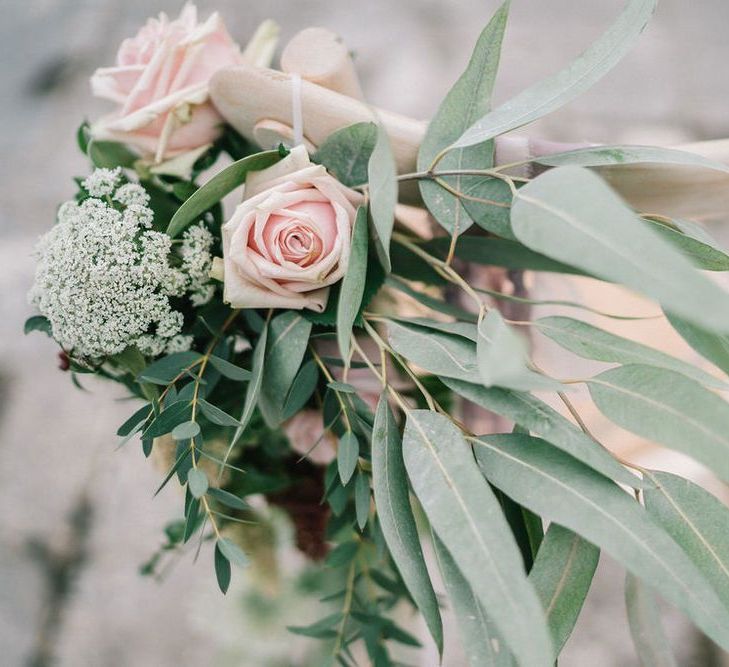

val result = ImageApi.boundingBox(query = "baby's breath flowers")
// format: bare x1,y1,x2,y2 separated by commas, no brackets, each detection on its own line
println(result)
29,169,215,359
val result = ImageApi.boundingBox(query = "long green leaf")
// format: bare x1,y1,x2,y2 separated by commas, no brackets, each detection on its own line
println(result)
477,309,562,392
537,145,729,175
588,364,729,484
402,411,553,666
432,532,512,666
511,167,729,333
387,319,479,382
371,396,443,654
423,236,585,275
625,573,678,667
666,312,729,376
314,122,377,187
536,316,727,390
442,376,644,488
529,524,599,656
166,151,280,237
258,312,312,427
448,0,657,150
647,218,729,272
224,320,268,466
418,1,509,235
643,470,729,609
368,123,397,270
473,433,729,651
336,206,369,361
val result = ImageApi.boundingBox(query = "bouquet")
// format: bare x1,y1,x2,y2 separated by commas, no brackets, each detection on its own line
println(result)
26,1,729,664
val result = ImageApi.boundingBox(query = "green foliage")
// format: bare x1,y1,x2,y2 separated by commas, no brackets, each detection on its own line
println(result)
474,433,729,650
665,312,729,376
403,411,554,666
477,309,561,392
432,533,511,666
337,431,359,485
336,206,369,360
446,0,658,150
166,150,281,237
418,1,509,236
512,167,729,333
443,379,644,488
186,468,209,499
624,574,677,666
313,122,377,187
88,140,138,168
259,312,312,427
529,524,599,656
588,365,729,483
367,123,397,270
643,471,729,607
536,316,727,389
24,315,52,336
371,396,443,654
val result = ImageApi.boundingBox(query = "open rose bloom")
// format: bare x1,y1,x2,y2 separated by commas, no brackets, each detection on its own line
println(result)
90,4,277,162
218,146,363,311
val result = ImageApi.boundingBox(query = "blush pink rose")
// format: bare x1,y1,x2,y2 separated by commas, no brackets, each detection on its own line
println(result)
220,146,363,312
90,5,273,162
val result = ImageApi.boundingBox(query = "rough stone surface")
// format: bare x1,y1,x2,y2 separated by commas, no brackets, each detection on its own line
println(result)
2,1,729,666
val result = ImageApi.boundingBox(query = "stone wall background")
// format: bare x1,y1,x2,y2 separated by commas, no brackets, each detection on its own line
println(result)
2,1,729,665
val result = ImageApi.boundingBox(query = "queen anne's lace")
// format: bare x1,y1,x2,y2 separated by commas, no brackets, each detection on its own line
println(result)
29,171,215,359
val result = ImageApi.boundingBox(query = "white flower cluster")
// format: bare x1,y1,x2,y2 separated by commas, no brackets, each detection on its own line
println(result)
29,171,216,359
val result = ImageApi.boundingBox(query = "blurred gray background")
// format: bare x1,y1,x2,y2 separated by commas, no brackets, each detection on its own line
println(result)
2,1,729,665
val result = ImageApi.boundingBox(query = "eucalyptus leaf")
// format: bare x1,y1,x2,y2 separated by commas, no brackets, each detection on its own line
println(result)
117,404,153,436
403,411,553,666
441,377,644,488
24,315,52,336
447,0,658,150
337,431,359,485
225,320,268,463
432,533,513,666
473,433,729,651
166,150,280,237
217,537,249,568
371,396,443,654
665,312,729,376
588,364,729,483
643,470,729,609
88,140,138,168
529,524,599,655
418,1,509,236
646,218,729,271
207,355,252,382
281,360,319,420
207,487,249,511
214,542,231,594
422,237,585,275
171,420,201,441
386,276,478,323
625,573,678,667
512,167,729,334
142,400,192,438
536,316,727,389
198,398,242,427
368,122,397,270
137,351,202,385
387,319,479,382
354,471,370,530
186,468,209,499
477,309,562,392
336,206,369,361
314,122,377,187
537,145,729,175
259,312,312,427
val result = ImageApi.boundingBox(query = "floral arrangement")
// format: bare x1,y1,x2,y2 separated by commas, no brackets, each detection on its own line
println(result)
25,1,729,665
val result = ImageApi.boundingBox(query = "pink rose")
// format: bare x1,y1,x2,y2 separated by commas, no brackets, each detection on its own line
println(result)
90,5,277,162
219,146,363,312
